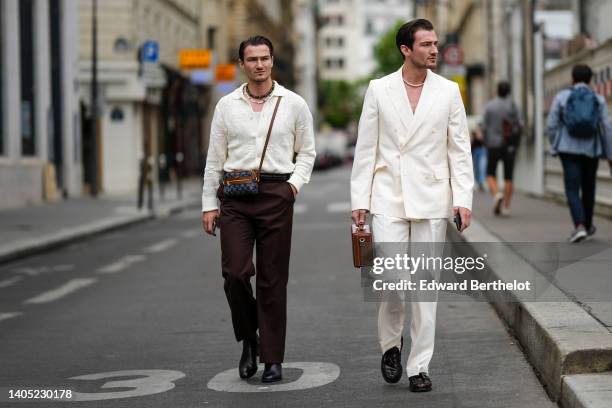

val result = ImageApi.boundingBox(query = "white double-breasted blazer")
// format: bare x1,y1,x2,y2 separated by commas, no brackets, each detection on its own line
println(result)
350,67,474,219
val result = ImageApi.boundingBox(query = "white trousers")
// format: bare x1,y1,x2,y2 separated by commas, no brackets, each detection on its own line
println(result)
372,214,447,377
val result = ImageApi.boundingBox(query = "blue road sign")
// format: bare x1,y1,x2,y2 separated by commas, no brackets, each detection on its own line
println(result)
142,41,159,63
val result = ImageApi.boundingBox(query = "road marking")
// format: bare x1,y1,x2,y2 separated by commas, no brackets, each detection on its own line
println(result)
24,278,97,304
0,276,23,289
66,370,185,401
97,255,146,274
207,362,340,393
12,267,50,277
326,202,351,213
0,312,22,322
181,229,201,238
143,238,179,253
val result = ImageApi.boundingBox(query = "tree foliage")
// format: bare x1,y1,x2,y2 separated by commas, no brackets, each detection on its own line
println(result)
317,21,405,129
373,20,405,77
319,80,361,128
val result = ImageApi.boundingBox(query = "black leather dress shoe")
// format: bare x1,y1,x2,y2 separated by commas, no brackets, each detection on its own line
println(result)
238,339,258,379
381,337,403,383
409,372,432,392
261,363,282,383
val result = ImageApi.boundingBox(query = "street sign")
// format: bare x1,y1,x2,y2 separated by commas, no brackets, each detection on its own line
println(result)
142,41,159,63
442,44,464,67
179,49,212,69
215,64,236,81
190,69,214,85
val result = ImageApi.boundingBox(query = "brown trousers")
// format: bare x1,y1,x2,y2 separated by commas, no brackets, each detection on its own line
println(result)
218,181,295,363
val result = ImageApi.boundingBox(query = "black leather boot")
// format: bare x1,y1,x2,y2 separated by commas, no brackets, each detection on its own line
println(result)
238,338,258,379
261,363,282,383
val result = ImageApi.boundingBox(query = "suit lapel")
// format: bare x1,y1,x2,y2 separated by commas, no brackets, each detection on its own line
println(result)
402,70,439,147
386,68,413,139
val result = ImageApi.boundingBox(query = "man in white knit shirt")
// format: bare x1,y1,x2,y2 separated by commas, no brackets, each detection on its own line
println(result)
201,36,315,383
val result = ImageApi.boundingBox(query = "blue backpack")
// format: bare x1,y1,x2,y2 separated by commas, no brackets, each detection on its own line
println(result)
563,87,600,139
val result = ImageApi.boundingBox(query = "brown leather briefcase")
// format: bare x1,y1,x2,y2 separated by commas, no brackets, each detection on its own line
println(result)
352,224,373,268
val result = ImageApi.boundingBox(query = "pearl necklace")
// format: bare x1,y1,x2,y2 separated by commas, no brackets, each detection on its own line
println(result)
402,78,425,87
244,86,274,104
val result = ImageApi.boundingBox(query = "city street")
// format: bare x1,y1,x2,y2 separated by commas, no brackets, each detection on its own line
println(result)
0,168,555,408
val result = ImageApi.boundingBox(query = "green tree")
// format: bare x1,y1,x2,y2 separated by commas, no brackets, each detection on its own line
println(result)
373,20,405,77
319,80,361,128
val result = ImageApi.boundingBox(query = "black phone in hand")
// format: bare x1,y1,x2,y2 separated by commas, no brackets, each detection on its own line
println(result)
454,213,462,231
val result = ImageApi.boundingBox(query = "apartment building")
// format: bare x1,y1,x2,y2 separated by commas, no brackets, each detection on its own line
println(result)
78,0,206,195
0,0,81,209
318,0,413,81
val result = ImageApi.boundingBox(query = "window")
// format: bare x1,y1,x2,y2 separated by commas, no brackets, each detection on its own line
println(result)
19,0,35,156
324,58,345,70
0,0,4,155
325,37,332,46
50,0,63,185
322,15,344,26
365,19,375,35
207,27,216,49
338,37,344,47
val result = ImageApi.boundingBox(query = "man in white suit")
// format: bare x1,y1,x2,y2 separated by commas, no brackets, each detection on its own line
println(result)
350,19,473,392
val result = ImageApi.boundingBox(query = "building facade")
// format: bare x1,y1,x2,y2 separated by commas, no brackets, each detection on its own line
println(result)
317,0,413,82
0,0,81,209
294,0,318,114
78,0,207,196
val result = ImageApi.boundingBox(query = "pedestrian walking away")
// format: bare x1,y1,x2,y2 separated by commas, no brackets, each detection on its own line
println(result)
546,64,612,243
350,19,474,393
201,35,316,383
483,81,522,217
469,115,487,192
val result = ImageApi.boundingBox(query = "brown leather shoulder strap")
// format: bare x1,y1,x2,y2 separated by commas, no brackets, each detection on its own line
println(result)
257,96,282,174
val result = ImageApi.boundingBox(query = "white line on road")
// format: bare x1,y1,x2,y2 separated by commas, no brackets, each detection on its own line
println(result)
11,267,49,277
0,312,22,322
143,238,179,254
207,362,340,392
97,255,146,274
0,276,23,289
326,202,351,213
24,278,97,305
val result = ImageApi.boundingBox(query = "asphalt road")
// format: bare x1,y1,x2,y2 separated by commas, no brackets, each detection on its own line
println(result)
0,167,556,408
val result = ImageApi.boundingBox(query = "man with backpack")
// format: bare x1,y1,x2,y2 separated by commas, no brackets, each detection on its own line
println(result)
547,64,612,242
483,81,522,216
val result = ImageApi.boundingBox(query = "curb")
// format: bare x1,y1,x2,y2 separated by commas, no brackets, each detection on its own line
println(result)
561,372,612,408
0,198,200,266
448,219,612,403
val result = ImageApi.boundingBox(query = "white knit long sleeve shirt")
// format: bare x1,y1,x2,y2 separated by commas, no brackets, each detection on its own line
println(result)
201,82,316,212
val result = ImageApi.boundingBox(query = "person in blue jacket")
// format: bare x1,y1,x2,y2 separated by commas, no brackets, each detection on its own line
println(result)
547,64,612,242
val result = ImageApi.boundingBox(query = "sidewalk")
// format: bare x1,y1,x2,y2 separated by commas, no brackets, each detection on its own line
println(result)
0,179,202,265
455,189,612,408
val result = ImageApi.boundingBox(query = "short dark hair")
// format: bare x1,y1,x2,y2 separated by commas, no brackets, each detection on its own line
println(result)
572,64,593,84
238,36,274,61
497,81,511,97
396,19,435,58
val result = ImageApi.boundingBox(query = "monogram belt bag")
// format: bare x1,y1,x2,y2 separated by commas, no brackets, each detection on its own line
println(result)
222,96,282,197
